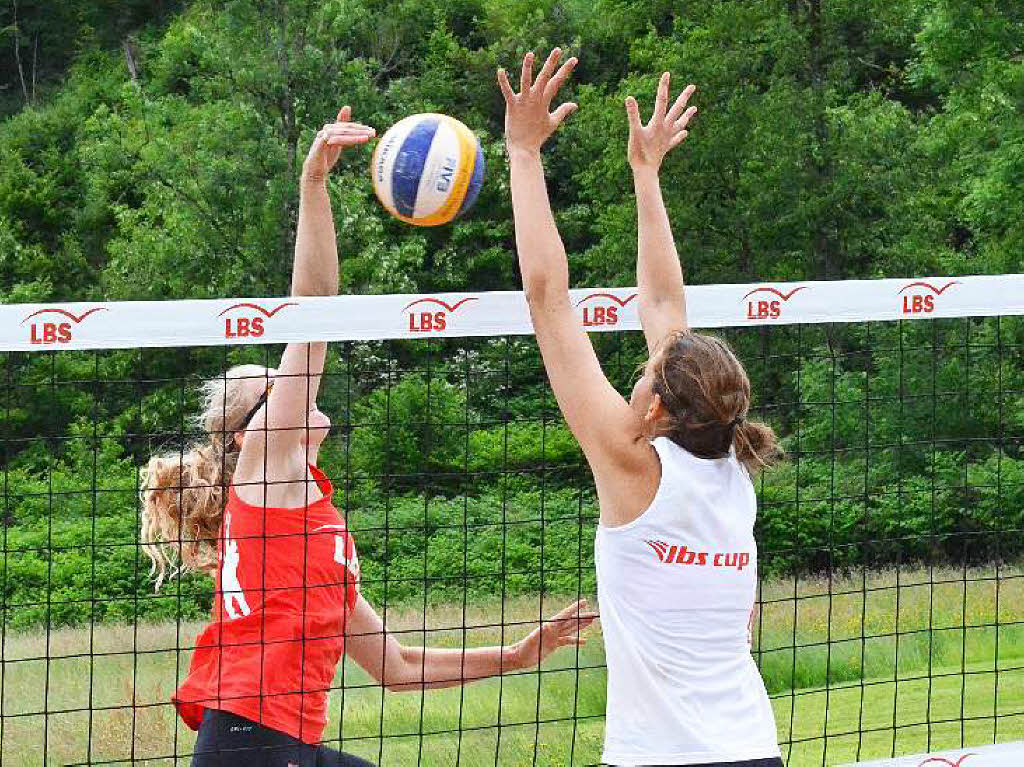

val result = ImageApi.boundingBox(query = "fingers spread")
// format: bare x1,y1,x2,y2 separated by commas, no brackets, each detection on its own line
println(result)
548,601,597,636
625,96,642,131
520,51,535,93
673,105,698,132
565,613,597,632
654,71,671,120
543,56,577,103
550,599,587,621
535,47,562,92
666,84,696,122
497,68,515,101
548,598,589,622
550,101,578,127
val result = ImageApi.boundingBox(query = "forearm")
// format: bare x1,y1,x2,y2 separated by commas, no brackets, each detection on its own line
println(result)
291,177,339,297
387,643,522,691
634,166,685,313
634,165,687,349
509,148,570,305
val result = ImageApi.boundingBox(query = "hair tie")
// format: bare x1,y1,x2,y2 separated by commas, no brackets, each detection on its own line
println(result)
731,415,745,428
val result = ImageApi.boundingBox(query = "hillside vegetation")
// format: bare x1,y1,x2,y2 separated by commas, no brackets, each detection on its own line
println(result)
0,0,1022,627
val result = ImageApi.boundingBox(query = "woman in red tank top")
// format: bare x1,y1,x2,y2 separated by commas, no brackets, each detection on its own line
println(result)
141,106,595,766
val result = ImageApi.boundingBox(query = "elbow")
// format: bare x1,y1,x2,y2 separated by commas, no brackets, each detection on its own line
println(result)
383,674,419,693
290,281,338,299
522,274,566,309
376,668,404,693
523,280,549,308
379,650,417,693
640,290,684,310
639,296,687,326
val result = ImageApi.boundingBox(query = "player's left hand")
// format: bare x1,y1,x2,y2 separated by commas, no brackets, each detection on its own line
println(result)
498,48,578,155
509,599,598,669
626,73,698,171
302,106,376,183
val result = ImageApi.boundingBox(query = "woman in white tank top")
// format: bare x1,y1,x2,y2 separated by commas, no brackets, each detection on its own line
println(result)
498,49,785,766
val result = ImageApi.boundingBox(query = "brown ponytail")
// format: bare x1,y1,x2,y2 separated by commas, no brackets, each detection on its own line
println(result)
651,331,783,474
733,419,783,473
139,364,270,589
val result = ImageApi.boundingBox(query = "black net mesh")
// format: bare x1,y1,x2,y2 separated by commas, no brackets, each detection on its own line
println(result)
1,315,1021,765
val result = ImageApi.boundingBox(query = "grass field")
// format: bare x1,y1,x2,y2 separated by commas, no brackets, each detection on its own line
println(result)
1,566,1022,766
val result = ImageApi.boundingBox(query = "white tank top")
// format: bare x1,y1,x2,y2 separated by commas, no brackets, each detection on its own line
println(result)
595,437,781,766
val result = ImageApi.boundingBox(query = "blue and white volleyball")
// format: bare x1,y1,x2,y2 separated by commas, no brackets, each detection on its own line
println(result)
371,113,485,226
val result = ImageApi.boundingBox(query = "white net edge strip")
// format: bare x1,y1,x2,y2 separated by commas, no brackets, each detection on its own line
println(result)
3,274,1020,352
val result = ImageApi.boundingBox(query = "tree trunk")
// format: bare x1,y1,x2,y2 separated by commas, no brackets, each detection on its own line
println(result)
123,38,140,82
30,32,37,101
13,1,28,103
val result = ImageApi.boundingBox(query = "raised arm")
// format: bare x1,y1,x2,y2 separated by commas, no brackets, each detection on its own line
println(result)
498,50,647,479
344,595,595,691
627,74,698,353
242,108,375,459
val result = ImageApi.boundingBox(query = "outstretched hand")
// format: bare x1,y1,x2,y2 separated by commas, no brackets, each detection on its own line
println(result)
626,73,697,171
302,106,376,183
510,599,598,669
498,48,578,155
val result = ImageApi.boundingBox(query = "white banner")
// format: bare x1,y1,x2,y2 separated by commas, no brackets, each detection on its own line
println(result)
2,274,1021,352
843,741,1024,766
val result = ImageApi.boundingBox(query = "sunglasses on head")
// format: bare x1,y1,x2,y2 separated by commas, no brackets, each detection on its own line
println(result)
239,381,274,430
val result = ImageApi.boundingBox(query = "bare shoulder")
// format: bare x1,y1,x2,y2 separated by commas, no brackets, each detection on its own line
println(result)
231,445,319,509
593,436,662,529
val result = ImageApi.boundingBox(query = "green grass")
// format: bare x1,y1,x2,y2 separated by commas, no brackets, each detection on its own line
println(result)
1,566,1023,765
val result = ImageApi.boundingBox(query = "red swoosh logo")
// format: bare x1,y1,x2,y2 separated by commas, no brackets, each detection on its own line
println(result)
742,286,807,301
918,756,975,767
402,297,478,313
644,540,669,561
217,302,297,318
21,307,107,325
575,292,638,308
898,281,960,296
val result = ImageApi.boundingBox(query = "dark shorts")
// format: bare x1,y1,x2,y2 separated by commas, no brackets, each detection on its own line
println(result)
191,709,375,767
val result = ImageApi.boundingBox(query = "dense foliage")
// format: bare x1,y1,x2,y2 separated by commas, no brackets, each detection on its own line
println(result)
1,0,1022,628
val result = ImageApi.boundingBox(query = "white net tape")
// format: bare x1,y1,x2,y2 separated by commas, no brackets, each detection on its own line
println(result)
3,274,1019,352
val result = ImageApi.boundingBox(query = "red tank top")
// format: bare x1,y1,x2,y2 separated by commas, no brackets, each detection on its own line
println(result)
173,465,360,744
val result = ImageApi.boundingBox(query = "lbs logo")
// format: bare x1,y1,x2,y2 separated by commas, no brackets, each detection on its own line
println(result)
576,293,636,328
899,280,959,315
743,286,806,320
218,302,296,338
403,297,477,333
644,540,751,571
22,307,107,345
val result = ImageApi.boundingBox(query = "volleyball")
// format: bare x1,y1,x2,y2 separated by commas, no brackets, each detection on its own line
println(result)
371,113,485,226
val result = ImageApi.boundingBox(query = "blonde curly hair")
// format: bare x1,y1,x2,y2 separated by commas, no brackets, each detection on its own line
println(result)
139,364,270,589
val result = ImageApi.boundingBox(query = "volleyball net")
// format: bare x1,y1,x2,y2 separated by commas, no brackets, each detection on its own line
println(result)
0,274,1022,765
